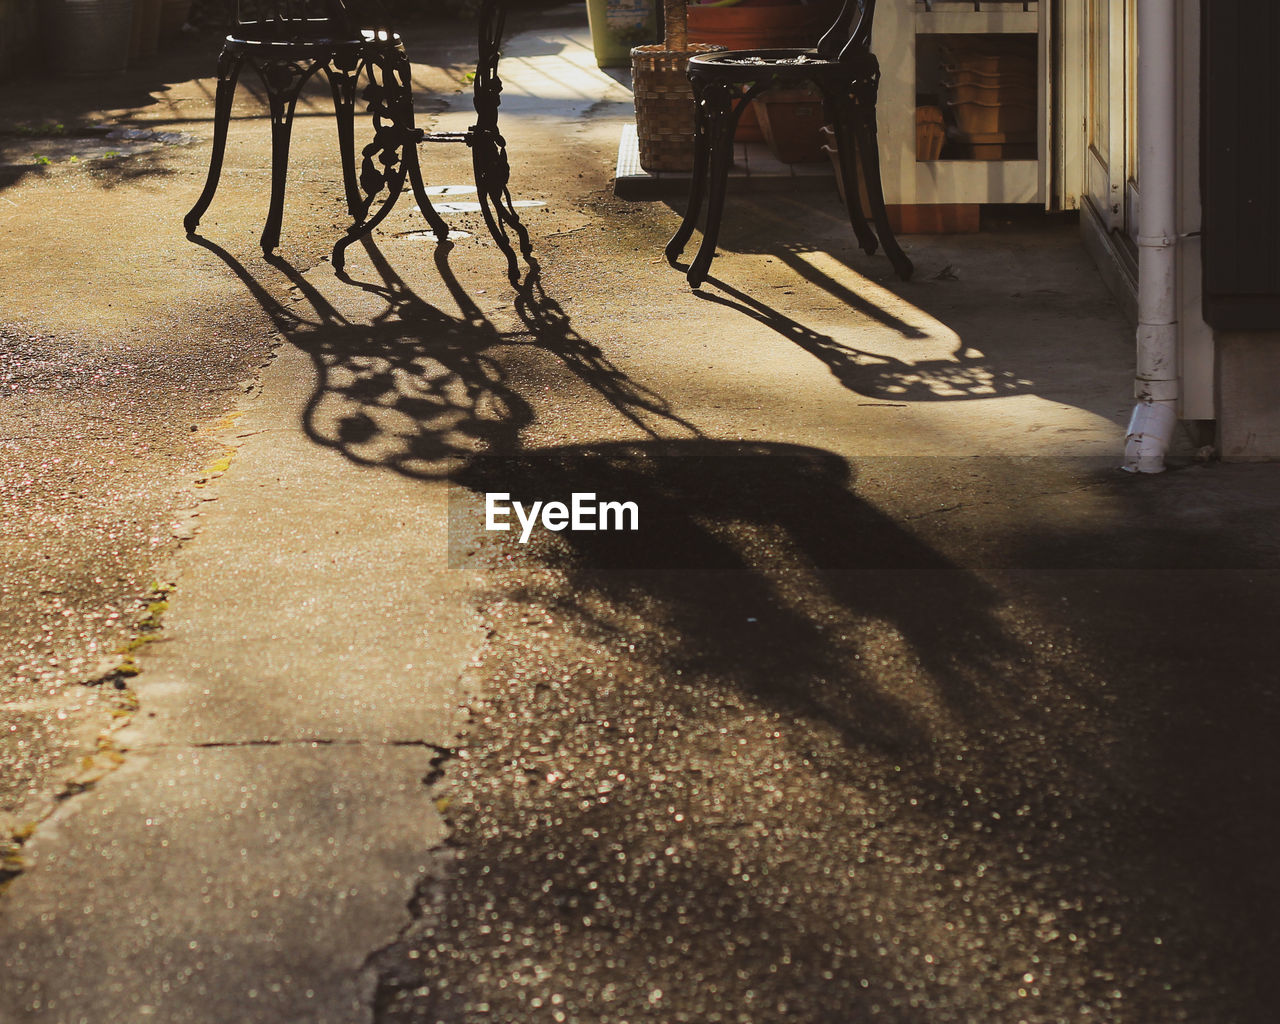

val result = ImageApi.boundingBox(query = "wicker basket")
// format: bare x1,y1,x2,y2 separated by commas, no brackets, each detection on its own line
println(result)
631,0,724,172
632,41,723,172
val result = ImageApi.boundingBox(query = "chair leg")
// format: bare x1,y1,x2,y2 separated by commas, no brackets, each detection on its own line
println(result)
848,86,913,281
665,76,714,266
828,92,878,257
375,40,451,242
470,12,536,276
373,39,453,244
686,81,738,289
473,128,537,282
259,60,312,257
469,137,522,283
486,164,535,260
185,47,242,235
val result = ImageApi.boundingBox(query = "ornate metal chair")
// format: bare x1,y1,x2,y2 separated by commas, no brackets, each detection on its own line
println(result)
666,0,913,287
185,0,531,280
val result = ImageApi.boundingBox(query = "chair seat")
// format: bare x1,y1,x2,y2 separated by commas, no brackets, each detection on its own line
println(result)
689,48,835,75
688,47,877,85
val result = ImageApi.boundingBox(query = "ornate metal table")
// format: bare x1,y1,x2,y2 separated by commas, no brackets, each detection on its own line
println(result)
184,0,533,282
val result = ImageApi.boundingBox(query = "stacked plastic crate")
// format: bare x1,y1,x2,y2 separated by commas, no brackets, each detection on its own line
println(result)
939,36,1036,159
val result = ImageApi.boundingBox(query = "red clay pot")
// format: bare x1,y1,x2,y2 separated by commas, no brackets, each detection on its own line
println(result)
753,85,827,163
685,0,838,51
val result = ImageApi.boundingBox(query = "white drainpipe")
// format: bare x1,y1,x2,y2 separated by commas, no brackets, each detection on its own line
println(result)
1122,0,1179,473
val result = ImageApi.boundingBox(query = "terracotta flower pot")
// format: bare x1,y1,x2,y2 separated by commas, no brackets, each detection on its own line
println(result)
752,84,827,163
685,0,838,51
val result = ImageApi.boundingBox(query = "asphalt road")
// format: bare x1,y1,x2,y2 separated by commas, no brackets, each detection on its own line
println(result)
375,450,1280,1024
3,6,1280,1023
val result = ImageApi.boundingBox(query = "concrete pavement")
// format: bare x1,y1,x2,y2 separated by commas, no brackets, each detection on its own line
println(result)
3,4,1280,1023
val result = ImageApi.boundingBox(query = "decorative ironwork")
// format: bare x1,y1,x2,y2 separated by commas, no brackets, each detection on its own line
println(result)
330,33,424,260
666,0,912,285
468,0,534,281
333,0,533,282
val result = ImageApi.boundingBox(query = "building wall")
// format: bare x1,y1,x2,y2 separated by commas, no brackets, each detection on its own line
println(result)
1177,0,1214,422
1201,1,1280,459
1217,333,1280,459
0,0,41,80
1077,0,1220,425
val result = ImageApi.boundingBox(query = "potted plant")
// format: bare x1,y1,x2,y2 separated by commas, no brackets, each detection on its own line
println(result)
587,0,660,68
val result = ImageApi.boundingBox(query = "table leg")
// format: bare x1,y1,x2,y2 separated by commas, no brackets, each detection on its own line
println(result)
331,44,421,273
325,60,364,217
185,47,243,235
258,57,325,256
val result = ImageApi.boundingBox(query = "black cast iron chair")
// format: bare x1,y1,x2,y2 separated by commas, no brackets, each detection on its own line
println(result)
185,0,532,280
666,0,913,287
